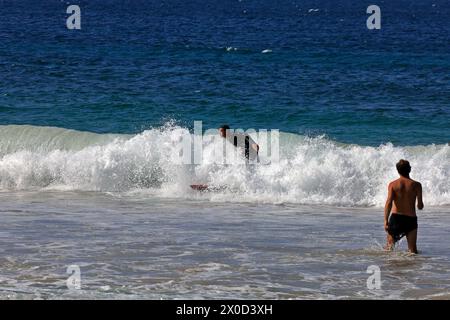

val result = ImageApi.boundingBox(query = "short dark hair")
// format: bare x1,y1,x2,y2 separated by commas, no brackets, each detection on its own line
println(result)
219,125,230,130
396,159,411,176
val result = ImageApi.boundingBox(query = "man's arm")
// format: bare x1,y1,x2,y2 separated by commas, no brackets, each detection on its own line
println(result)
384,183,394,231
417,182,424,210
245,135,259,155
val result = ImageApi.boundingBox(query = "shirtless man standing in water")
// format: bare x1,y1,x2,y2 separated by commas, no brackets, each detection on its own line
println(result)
384,159,424,254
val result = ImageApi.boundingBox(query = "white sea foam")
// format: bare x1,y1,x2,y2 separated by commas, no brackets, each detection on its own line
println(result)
0,125,448,206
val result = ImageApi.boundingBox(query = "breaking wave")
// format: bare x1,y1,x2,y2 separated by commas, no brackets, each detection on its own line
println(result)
0,124,448,207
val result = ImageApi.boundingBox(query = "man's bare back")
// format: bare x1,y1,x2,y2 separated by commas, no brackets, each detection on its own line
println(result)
384,160,424,254
389,177,423,217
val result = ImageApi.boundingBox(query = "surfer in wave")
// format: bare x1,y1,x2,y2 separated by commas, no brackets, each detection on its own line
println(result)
190,125,260,191
218,124,259,163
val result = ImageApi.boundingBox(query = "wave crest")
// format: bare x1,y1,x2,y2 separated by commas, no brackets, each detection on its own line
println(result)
0,125,448,206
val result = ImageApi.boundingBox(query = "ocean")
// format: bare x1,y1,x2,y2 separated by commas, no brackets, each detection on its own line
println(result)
0,0,449,299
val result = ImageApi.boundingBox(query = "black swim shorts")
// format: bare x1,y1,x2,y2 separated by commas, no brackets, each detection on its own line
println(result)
388,214,418,242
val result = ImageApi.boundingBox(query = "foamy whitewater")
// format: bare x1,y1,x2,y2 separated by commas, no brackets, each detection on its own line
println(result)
1,125,449,300
0,125,448,206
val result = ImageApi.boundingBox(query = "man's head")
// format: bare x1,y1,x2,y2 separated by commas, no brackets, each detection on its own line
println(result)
396,159,411,177
218,125,230,138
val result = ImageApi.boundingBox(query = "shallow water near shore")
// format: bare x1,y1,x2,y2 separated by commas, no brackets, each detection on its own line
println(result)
1,191,448,300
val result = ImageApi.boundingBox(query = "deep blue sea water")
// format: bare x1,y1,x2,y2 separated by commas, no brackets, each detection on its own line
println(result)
1,0,449,145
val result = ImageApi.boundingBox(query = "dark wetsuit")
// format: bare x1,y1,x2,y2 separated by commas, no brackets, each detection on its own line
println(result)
228,133,259,162
388,214,418,242
233,135,251,159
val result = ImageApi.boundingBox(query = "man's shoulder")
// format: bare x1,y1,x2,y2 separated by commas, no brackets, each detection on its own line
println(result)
412,180,422,188
229,132,254,141
228,132,244,138
389,179,400,187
